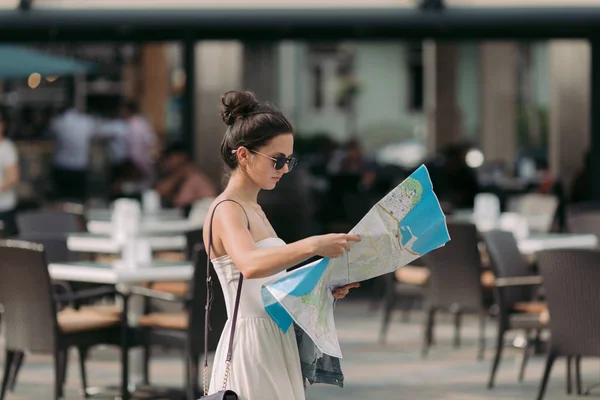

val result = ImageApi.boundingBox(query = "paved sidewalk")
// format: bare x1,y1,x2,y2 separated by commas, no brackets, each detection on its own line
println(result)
0,300,591,399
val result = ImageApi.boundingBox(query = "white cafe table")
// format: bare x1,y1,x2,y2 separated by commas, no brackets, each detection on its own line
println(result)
517,233,598,255
86,217,197,236
48,260,193,384
447,211,598,254
48,260,193,284
86,208,183,221
67,233,186,253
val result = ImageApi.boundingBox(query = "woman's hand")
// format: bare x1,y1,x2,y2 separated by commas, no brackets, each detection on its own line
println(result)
332,282,360,300
309,233,361,259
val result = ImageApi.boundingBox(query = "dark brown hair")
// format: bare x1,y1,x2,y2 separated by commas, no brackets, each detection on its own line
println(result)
219,90,294,171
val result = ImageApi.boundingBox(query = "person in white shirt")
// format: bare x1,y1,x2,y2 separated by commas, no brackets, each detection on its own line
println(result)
50,107,97,201
0,112,20,237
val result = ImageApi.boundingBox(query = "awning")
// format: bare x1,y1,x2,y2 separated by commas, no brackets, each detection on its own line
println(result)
0,45,95,80
1,7,600,41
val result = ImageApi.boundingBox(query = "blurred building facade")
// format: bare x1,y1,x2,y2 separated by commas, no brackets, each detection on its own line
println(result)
0,0,594,198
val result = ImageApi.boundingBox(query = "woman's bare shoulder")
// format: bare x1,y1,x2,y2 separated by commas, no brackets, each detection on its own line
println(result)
203,195,247,232
204,194,247,216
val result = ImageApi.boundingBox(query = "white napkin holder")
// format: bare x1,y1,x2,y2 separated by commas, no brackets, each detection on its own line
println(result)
142,190,162,215
500,212,530,240
119,238,152,270
111,199,141,245
473,193,501,231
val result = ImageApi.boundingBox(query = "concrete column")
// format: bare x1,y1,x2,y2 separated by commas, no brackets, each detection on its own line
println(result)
548,40,590,194
591,41,600,200
243,42,276,102
276,42,303,123
139,43,169,137
479,42,519,171
194,41,243,190
424,42,462,155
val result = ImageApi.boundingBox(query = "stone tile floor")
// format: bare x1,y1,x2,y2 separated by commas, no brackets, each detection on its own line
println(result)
1,300,595,399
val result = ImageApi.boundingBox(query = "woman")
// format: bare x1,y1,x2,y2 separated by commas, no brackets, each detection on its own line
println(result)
204,91,360,399
0,112,19,237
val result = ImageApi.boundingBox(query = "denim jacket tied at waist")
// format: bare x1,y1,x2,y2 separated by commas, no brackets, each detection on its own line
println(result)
294,323,344,388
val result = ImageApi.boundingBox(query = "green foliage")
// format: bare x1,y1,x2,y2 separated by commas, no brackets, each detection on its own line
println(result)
517,104,549,148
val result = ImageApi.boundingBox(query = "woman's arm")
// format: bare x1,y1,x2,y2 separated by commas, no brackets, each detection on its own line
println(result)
211,202,315,278
0,164,19,193
172,171,216,208
155,167,188,197
210,201,359,279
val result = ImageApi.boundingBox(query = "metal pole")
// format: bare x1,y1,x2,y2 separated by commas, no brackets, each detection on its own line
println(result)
590,39,600,200
182,37,196,160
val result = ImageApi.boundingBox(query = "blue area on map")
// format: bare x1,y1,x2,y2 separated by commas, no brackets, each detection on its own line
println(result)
270,257,330,297
399,193,450,255
262,287,294,332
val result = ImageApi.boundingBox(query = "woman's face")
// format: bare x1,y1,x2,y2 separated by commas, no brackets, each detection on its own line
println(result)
243,133,294,190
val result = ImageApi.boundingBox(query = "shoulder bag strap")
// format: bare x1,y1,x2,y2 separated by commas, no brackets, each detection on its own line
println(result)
203,199,250,396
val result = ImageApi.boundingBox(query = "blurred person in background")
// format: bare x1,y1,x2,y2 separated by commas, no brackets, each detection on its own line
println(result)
96,109,129,188
155,142,216,213
50,106,97,201
120,100,158,188
0,112,20,237
321,137,374,230
259,160,317,244
571,152,592,203
439,144,480,209
108,160,147,202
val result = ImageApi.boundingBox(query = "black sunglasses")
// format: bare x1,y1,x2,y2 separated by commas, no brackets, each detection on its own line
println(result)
252,150,297,171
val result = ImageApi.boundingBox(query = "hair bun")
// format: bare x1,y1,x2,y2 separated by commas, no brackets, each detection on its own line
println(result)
220,90,260,126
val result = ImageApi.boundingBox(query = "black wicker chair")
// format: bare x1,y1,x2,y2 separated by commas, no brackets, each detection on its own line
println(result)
567,201,600,217
566,208,600,240
15,232,81,264
3,233,103,394
16,209,99,296
482,230,547,388
16,210,86,235
0,240,126,400
379,257,429,343
184,228,204,261
420,222,492,360
536,249,600,400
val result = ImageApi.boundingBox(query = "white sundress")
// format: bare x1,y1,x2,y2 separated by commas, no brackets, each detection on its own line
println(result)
207,237,306,400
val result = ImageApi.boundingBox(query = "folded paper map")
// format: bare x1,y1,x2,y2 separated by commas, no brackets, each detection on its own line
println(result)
261,164,451,358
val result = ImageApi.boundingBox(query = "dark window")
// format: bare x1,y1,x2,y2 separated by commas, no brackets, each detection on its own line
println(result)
312,64,323,110
408,43,424,112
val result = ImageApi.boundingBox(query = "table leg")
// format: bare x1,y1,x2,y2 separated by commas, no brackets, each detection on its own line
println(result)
128,294,145,384
116,283,145,385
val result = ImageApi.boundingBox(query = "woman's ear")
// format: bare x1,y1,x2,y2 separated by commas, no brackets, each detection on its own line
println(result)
236,146,251,169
